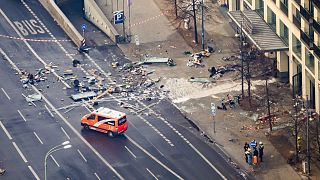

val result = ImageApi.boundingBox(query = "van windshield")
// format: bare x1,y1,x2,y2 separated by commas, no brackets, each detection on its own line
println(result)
118,116,127,126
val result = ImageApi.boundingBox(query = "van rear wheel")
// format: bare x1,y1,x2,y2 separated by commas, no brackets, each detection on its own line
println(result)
107,131,114,137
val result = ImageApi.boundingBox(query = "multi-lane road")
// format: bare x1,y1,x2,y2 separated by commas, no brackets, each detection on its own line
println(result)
0,0,246,179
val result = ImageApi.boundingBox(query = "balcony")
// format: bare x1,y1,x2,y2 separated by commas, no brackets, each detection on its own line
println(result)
314,21,320,34
312,0,320,9
280,1,288,16
314,44,320,58
300,30,314,50
293,15,301,29
300,4,312,21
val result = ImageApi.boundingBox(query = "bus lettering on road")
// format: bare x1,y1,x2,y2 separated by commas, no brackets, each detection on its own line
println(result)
13,19,45,36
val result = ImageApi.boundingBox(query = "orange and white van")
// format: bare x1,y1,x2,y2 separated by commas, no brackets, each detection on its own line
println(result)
81,107,128,137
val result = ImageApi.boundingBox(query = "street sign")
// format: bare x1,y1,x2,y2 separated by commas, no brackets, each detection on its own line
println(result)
211,103,216,117
81,24,87,31
114,11,124,24
250,140,257,148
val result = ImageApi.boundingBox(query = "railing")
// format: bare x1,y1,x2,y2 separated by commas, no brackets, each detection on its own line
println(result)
300,4,312,21
312,0,320,9
280,1,288,16
300,30,314,50
313,44,320,58
313,21,320,34
293,15,301,29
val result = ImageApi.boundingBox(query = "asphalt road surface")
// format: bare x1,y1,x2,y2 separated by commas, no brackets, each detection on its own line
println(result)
0,0,247,179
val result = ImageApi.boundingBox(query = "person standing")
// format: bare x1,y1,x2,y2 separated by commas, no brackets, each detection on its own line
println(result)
244,142,249,152
258,142,264,162
253,147,259,165
247,148,252,165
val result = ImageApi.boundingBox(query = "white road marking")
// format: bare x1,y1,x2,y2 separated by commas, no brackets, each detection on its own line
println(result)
0,120,12,140
125,136,183,179
17,110,27,122
77,149,87,162
1,88,11,100
50,155,60,167
124,146,137,158
188,142,227,180
146,168,158,180
94,172,101,180
12,142,28,163
0,48,22,74
61,127,70,140
28,166,40,180
0,31,124,180
45,104,54,117
0,9,70,89
33,132,43,144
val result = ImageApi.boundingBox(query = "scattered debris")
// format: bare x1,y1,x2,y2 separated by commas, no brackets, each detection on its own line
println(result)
25,93,42,102
72,59,81,67
189,77,211,83
142,57,175,66
71,91,97,101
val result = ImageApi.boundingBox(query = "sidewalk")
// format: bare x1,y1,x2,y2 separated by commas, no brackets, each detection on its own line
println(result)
97,0,302,179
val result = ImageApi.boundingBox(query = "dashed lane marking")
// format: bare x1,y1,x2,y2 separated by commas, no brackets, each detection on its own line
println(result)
50,154,60,167
124,146,137,158
146,168,159,180
12,142,28,163
1,88,11,100
33,131,43,144
94,172,101,180
45,104,54,117
17,110,27,122
0,120,12,140
61,127,71,140
28,166,40,180
77,149,87,163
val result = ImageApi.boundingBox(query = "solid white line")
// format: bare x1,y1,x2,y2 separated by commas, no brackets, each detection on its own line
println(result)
12,142,28,163
188,143,227,180
17,110,27,122
61,127,70,140
125,135,183,179
1,88,11,100
77,149,87,162
124,146,137,158
45,104,54,117
50,155,60,167
146,168,158,180
0,48,22,74
33,132,43,144
94,172,101,180
0,121,12,140
28,166,40,180
0,9,70,89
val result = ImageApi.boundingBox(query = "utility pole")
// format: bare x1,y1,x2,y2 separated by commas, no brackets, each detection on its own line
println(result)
294,97,299,162
264,54,272,131
128,0,131,38
201,0,205,51
240,20,244,97
246,54,251,106
192,0,198,44
122,0,126,42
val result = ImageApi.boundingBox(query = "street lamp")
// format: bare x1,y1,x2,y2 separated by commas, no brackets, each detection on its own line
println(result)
44,141,72,180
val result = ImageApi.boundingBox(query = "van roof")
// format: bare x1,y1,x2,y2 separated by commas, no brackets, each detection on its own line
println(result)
94,107,125,119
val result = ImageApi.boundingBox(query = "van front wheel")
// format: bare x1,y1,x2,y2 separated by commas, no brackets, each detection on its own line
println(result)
107,131,114,137
83,124,89,130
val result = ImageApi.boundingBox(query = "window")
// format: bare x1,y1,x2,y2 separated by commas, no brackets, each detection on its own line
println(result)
104,121,115,126
267,6,276,32
87,114,95,120
305,49,314,73
97,116,106,121
292,34,301,58
280,20,289,45
256,0,264,17
118,116,127,126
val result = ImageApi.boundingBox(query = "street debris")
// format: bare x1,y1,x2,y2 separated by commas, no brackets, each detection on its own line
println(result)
71,91,97,101
189,77,211,83
142,57,175,66
25,93,42,102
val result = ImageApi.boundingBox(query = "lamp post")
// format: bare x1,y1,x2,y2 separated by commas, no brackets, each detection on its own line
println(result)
293,96,299,162
201,0,205,51
305,95,311,176
44,141,72,180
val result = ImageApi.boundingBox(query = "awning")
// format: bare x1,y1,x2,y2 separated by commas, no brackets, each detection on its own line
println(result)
228,10,289,52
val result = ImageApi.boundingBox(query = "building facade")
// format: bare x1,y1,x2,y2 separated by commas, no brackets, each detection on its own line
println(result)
228,0,320,112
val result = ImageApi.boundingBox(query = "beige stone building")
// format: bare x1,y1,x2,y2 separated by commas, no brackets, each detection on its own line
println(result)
227,0,320,112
